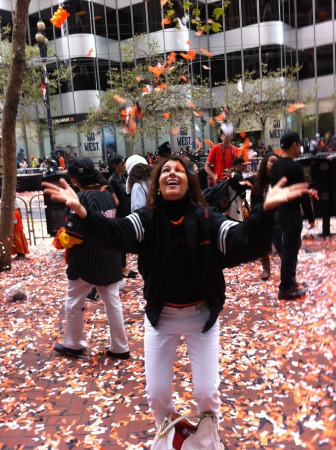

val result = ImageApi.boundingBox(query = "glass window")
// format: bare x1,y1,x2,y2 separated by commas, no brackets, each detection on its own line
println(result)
72,58,97,91
260,0,280,22
282,0,294,25
106,7,118,40
316,0,332,23
93,3,107,38
261,45,282,71
241,0,258,26
283,46,297,68
98,60,110,91
298,48,315,79
316,44,333,76
203,57,225,85
297,0,313,27
147,0,162,33
223,0,240,30
227,51,243,81
244,48,260,77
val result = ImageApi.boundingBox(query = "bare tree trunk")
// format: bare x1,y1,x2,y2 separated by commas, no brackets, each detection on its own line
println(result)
0,0,31,272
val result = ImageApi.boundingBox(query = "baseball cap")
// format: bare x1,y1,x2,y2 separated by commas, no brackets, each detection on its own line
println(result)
67,157,95,176
156,141,171,157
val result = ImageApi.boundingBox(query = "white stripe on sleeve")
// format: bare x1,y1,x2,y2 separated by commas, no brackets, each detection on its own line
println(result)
126,213,145,242
218,220,239,255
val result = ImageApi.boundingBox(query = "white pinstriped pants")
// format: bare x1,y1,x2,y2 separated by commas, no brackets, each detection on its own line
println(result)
144,303,220,426
63,277,129,353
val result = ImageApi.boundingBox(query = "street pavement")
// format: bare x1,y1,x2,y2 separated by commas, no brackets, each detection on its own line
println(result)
0,219,335,449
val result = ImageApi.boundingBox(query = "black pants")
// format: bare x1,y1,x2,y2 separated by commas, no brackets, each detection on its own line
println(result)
275,212,303,290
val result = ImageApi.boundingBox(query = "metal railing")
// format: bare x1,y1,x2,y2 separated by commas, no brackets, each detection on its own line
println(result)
16,194,51,245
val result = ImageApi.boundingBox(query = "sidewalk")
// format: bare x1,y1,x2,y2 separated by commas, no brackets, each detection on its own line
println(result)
0,220,335,449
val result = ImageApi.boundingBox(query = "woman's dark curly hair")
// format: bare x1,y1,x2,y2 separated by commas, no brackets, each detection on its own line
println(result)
147,155,205,209
251,152,279,195
128,163,152,192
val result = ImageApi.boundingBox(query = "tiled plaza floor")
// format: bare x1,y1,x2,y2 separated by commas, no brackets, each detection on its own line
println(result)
0,219,335,449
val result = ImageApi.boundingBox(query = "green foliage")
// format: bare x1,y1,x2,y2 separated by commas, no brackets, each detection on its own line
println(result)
162,0,230,32
218,64,316,142
82,35,210,144
0,26,71,125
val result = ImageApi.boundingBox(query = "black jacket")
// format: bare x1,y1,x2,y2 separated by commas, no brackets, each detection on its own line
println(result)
80,203,275,331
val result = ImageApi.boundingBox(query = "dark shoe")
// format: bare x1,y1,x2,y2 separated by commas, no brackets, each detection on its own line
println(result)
14,254,25,260
123,270,137,279
86,287,99,303
261,268,270,280
54,343,86,357
278,287,306,300
105,349,130,359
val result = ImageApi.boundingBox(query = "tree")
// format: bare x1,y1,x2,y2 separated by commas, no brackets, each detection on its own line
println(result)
0,23,71,151
82,35,211,155
221,64,316,144
0,0,31,272
162,0,231,33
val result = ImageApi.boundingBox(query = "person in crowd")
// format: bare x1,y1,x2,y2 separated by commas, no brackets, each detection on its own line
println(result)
271,132,315,300
43,154,308,430
19,158,29,171
125,155,152,212
145,152,154,166
250,152,279,280
57,151,66,170
180,149,199,174
204,129,239,185
30,156,39,168
98,160,107,171
309,134,319,155
43,158,58,177
108,154,135,279
49,157,130,359
224,157,249,222
155,141,172,164
12,199,29,261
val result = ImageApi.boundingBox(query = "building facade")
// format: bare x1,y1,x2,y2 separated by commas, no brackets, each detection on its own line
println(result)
0,0,335,161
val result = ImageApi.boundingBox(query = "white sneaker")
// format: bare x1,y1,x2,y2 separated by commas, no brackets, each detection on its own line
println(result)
117,279,127,291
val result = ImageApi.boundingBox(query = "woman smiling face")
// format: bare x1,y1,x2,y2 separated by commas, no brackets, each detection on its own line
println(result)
159,159,189,201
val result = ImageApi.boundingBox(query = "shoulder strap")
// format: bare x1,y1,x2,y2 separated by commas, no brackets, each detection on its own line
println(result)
158,414,205,438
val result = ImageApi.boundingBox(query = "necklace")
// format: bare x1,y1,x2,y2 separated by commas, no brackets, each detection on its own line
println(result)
169,215,185,226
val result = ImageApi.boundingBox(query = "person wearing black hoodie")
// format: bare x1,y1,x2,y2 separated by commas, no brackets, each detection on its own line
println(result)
43,155,308,434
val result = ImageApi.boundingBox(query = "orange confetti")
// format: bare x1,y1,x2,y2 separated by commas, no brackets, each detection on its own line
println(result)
136,76,142,82
186,39,191,47
167,52,176,66
170,127,180,135
180,75,188,82
113,95,127,105
160,0,169,5
148,65,164,79
86,48,93,57
161,17,171,26
204,139,215,147
186,100,196,109
208,117,216,127
199,47,212,57
163,112,171,119
180,50,196,61
193,111,205,118
195,28,204,36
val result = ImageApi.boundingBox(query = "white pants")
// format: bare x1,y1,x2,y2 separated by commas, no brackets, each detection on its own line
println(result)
144,303,220,426
63,277,129,353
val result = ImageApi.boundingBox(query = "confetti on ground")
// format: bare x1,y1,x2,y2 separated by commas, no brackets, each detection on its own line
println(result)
0,193,335,449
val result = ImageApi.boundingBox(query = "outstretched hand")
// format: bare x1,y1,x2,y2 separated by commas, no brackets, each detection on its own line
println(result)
263,177,309,211
42,178,88,218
